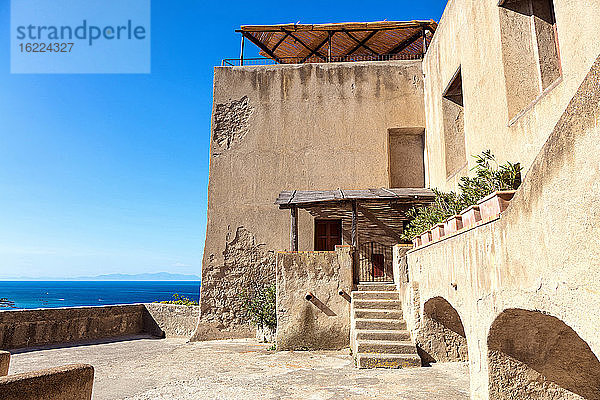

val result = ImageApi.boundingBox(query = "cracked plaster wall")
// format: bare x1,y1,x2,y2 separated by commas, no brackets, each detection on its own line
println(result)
199,61,426,337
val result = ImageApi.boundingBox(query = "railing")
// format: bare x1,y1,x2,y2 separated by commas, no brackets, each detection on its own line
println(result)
221,53,424,67
355,242,394,283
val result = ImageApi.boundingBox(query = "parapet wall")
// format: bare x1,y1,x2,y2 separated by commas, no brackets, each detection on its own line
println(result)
0,364,94,400
276,246,353,350
0,304,199,350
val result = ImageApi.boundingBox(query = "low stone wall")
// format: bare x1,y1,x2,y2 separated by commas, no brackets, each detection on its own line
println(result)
144,303,199,338
0,364,94,400
0,304,200,350
0,350,9,376
276,245,353,350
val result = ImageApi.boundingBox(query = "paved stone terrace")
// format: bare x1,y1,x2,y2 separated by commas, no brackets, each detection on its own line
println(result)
8,336,469,399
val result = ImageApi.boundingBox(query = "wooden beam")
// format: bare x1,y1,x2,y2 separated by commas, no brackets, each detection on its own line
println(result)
386,29,423,55
271,32,290,52
290,206,298,251
343,30,378,56
357,204,403,243
241,32,283,63
351,200,358,247
300,35,331,63
283,30,327,61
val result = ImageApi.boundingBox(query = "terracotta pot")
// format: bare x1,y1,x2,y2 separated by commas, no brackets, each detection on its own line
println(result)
477,190,516,220
431,223,445,241
460,205,481,228
420,230,432,245
444,215,463,235
412,236,422,248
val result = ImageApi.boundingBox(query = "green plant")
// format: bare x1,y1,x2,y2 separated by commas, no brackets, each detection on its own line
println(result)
240,283,276,331
155,293,198,306
401,151,522,240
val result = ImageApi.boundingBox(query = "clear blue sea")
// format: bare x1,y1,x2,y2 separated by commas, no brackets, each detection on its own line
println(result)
0,281,200,310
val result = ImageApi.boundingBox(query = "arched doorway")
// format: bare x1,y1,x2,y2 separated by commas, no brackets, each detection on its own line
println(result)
488,308,600,399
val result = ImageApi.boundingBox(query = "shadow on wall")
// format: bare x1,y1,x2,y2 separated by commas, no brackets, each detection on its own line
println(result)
488,309,600,399
417,297,469,365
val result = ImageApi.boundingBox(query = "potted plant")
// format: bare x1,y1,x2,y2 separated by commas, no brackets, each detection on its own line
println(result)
460,205,481,228
431,223,445,241
443,215,463,235
477,190,516,220
412,236,422,248
420,230,432,245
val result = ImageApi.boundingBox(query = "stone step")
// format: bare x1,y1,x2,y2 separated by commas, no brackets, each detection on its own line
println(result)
352,291,399,300
356,329,411,341
357,340,417,354
352,299,401,310
357,353,422,369
355,318,406,330
357,283,396,291
354,309,402,320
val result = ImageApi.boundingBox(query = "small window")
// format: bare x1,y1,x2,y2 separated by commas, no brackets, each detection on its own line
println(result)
442,68,466,178
314,219,342,251
499,0,561,120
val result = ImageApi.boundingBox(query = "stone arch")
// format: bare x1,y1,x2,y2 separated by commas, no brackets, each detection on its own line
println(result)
488,308,600,399
417,296,468,364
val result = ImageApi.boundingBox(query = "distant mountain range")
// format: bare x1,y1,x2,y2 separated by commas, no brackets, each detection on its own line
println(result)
0,272,201,281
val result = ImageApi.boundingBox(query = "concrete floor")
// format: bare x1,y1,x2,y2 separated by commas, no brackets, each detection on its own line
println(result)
9,336,470,399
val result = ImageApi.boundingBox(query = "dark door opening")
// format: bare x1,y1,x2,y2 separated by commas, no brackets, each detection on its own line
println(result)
314,219,342,251
371,253,385,277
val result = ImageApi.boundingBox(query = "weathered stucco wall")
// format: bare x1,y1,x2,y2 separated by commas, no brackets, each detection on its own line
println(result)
423,0,600,191
143,303,199,338
276,246,353,350
0,364,94,400
201,60,426,333
402,54,600,399
0,304,199,350
0,305,147,350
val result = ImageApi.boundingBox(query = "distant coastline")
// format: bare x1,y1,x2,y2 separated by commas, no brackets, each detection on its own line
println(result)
0,272,201,282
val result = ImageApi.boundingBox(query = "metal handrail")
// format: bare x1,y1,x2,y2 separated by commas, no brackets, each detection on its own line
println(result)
221,53,424,67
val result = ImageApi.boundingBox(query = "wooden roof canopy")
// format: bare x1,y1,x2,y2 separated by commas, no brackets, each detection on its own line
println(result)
238,20,437,64
277,188,435,251
276,188,435,208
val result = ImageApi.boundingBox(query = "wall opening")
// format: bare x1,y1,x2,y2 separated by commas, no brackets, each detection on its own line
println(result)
499,0,561,120
442,68,466,178
488,309,600,399
417,297,469,364
387,128,425,188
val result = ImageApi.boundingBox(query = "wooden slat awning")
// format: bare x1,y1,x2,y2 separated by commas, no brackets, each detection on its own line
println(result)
275,188,435,208
238,20,437,64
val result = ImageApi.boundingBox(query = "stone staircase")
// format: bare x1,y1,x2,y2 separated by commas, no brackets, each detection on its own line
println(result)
351,283,421,369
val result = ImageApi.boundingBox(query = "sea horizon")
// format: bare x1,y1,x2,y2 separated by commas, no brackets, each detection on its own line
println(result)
0,280,201,310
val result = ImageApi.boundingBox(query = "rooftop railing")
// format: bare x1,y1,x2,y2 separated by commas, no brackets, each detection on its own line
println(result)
221,53,424,67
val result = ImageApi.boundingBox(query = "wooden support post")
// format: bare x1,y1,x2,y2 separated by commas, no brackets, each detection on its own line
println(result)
290,206,298,251
422,27,428,57
240,34,245,66
328,32,332,62
351,200,358,248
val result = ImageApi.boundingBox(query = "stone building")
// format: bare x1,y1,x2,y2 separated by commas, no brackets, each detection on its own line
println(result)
195,1,600,398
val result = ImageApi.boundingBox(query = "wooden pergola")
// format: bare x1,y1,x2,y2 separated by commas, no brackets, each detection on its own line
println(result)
275,188,435,251
236,20,438,65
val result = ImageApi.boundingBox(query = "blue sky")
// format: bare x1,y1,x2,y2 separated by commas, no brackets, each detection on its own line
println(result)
0,0,446,279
